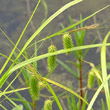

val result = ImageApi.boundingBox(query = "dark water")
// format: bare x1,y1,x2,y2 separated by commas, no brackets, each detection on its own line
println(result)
0,0,110,110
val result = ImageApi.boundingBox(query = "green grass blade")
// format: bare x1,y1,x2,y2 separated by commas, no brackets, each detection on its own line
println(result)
21,69,30,87
70,85,77,110
0,87,28,96
11,98,32,110
0,104,7,110
3,94,21,110
0,28,15,48
79,14,83,28
7,82,31,110
33,41,37,69
66,93,72,110
15,0,83,61
12,104,23,110
80,29,86,46
77,99,80,110
38,5,110,43
68,16,79,45
13,51,30,87
66,60,80,69
87,73,110,110
56,59,78,79
101,99,106,110
1,43,110,89
83,38,96,58
3,70,22,94
81,91,88,110
101,31,110,109
44,77,89,106
0,0,82,89
9,43,110,74
44,80,63,110
0,53,14,62
41,0,48,23
0,0,41,75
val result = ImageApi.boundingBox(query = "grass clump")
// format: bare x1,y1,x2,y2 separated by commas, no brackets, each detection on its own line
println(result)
0,0,110,110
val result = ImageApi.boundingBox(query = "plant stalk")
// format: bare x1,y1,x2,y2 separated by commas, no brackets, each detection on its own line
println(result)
33,99,37,110
79,51,83,109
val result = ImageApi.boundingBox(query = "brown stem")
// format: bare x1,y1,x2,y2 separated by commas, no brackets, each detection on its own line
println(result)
79,51,83,110
33,99,36,110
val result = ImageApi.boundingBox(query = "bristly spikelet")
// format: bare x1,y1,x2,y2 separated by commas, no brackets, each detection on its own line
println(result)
47,45,57,73
97,77,102,87
39,82,45,90
88,69,95,89
44,99,52,110
30,75,39,100
96,70,102,87
62,33,73,55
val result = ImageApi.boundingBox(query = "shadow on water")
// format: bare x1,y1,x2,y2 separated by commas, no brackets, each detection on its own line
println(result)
0,0,110,109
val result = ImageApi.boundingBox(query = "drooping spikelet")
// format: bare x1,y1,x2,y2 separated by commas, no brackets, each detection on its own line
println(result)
47,45,57,73
44,99,52,110
30,74,39,100
62,33,73,55
39,81,45,90
88,69,95,89
97,77,102,87
96,70,102,87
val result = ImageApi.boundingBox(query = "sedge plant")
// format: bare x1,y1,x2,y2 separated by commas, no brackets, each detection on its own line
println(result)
57,15,96,109
0,0,110,110
56,16,110,109
0,0,84,109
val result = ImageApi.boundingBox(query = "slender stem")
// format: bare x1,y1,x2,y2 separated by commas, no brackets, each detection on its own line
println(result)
79,51,83,109
33,99,37,110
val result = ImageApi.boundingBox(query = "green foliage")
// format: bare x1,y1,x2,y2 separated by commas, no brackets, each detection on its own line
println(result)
66,85,88,110
66,85,77,110
96,70,102,87
62,33,73,55
47,45,57,72
101,99,106,110
100,31,110,109
12,105,23,110
7,81,32,110
82,91,88,110
39,81,46,90
88,68,95,89
56,59,78,79
87,31,110,110
0,0,110,109
30,75,39,100
44,99,52,110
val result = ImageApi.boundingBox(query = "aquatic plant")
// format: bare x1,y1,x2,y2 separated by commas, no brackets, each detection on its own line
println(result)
0,0,110,110
47,45,57,73
62,33,73,55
